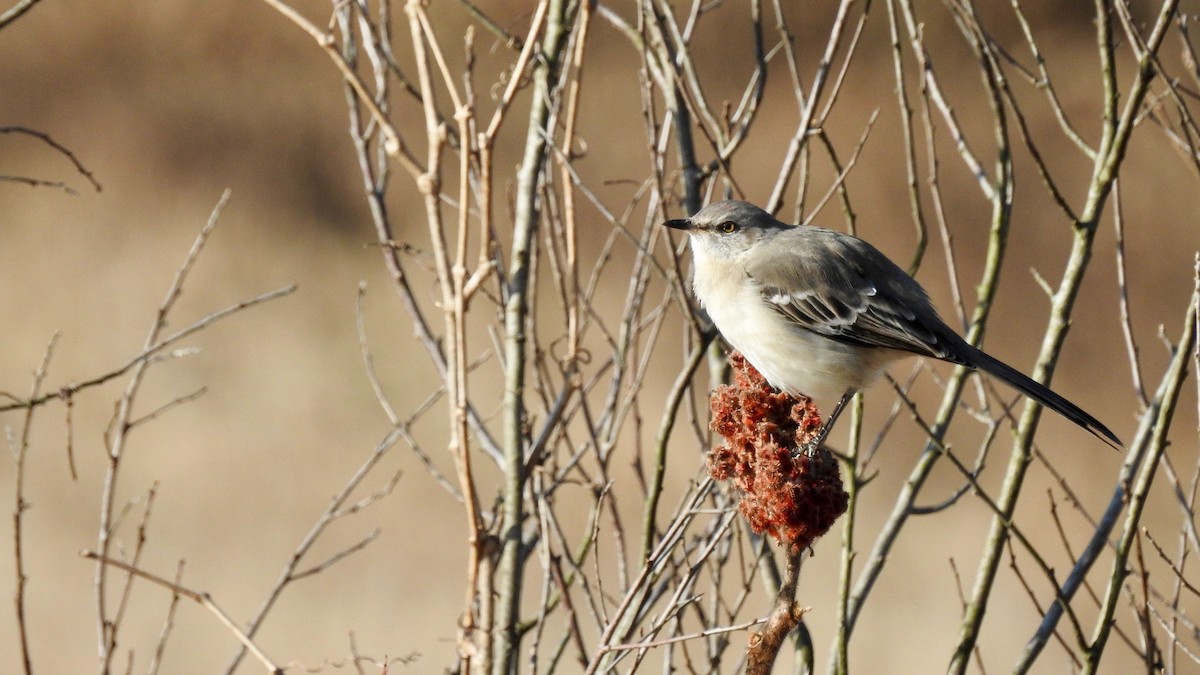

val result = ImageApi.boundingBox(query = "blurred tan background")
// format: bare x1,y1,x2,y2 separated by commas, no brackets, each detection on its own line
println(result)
0,1,1197,673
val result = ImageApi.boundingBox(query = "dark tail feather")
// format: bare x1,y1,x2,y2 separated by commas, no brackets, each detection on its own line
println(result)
964,346,1122,449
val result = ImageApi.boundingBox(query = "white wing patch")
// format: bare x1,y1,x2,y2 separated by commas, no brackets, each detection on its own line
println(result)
764,286,865,332
766,290,794,305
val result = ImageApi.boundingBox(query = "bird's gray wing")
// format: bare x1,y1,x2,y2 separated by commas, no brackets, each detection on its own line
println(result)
741,226,1124,448
743,227,968,363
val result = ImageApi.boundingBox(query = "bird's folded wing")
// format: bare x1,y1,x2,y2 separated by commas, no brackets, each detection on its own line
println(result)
744,230,967,364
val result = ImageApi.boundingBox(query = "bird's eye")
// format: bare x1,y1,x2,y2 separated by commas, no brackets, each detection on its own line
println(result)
720,221,738,233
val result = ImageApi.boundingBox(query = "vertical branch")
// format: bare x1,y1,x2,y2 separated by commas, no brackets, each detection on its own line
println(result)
95,191,230,672
885,0,927,273
403,3,493,669
1112,184,1149,406
557,0,592,367
832,408,863,675
454,26,492,675
1083,269,1198,672
642,0,702,215
746,548,805,675
11,334,58,675
341,0,500,463
494,0,574,671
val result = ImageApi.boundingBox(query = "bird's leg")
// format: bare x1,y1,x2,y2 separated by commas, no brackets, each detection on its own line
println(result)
802,392,854,456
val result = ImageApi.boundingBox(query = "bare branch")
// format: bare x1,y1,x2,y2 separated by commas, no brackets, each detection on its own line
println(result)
83,552,284,674
0,126,101,192
9,332,57,675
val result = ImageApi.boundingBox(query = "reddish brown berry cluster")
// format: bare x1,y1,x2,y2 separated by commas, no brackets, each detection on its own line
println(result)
707,352,849,550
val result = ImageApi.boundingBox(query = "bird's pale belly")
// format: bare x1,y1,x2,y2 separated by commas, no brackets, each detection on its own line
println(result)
698,276,902,406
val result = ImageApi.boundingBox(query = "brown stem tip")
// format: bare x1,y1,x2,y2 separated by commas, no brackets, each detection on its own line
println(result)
707,353,848,550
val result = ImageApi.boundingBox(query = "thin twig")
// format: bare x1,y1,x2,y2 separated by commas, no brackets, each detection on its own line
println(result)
0,126,101,191
147,561,186,675
0,287,295,413
224,427,404,673
83,552,283,674
10,332,57,675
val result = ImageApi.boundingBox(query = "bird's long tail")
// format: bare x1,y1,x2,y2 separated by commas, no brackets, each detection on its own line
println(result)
965,346,1122,449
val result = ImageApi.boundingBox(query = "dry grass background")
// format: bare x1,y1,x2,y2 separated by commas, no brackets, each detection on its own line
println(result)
0,1,1196,673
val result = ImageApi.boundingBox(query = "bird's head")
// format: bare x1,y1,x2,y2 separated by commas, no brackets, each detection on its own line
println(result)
664,200,790,260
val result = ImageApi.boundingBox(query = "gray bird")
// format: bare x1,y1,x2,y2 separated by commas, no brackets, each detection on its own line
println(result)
665,199,1121,449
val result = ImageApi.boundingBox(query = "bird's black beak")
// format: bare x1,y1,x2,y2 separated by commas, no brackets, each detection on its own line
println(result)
664,218,693,231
